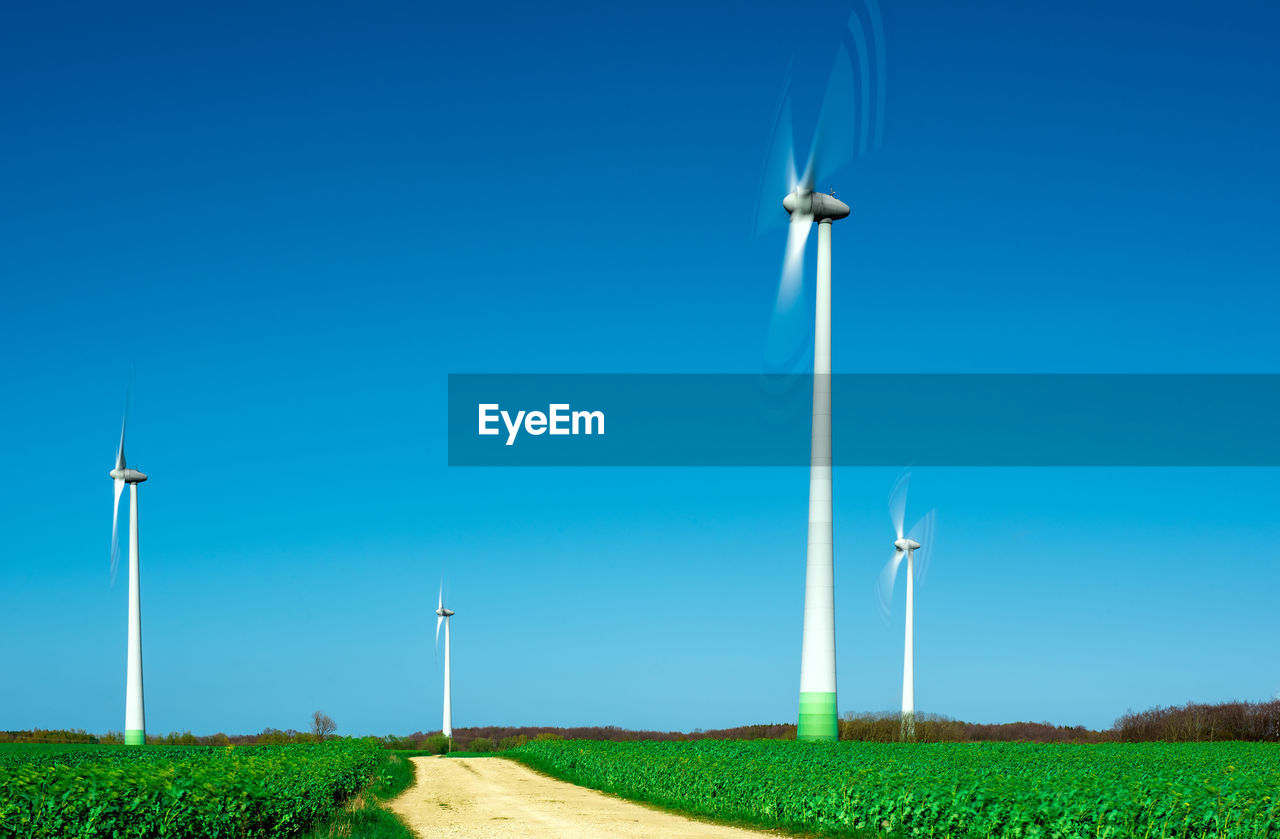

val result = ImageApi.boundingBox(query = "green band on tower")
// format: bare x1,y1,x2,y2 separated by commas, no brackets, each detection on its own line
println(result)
797,692,838,741
125,729,146,746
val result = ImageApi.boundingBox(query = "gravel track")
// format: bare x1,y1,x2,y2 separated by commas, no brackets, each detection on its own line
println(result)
388,756,781,839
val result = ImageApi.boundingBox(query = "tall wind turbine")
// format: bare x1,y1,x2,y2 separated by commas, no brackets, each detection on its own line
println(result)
109,406,149,746
755,6,886,743
435,586,455,739
877,474,935,740
758,53,857,743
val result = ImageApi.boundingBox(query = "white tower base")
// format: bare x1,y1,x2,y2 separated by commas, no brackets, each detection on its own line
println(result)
798,219,837,742
901,551,915,740
125,483,145,746
442,619,452,739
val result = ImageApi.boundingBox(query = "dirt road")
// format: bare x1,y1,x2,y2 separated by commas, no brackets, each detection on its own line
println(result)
388,756,782,839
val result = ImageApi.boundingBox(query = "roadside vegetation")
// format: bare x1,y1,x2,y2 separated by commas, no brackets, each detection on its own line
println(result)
508,738,1280,838
0,739,415,839
301,749,416,839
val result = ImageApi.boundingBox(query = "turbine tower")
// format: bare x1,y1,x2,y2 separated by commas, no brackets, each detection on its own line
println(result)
435,587,455,739
109,411,148,746
787,187,850,742
878,474,936,740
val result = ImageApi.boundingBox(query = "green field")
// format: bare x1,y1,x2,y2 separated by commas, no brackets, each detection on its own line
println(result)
508,739,1280,838
0,739,392,838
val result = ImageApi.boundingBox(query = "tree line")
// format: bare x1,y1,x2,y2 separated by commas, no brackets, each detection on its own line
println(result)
836,712,1110,743
9,699,1279,747
1113,699,1280,742
386,723,798,753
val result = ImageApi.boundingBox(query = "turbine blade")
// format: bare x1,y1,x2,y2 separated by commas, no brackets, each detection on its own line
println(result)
753,71,797,236
801,41,858,191
110,478,125,584
115,397,129,473
778,214,813,310
763,213,815,375
908,509,937,585
877,550,905,624
889,471,910,540
435,581,443,657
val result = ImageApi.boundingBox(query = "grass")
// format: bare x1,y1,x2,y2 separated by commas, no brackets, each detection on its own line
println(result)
381,749,442,758
442,750,498,758
302,751,417,839
381,748,500,758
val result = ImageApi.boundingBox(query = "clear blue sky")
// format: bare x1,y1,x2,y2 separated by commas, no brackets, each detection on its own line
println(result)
2,0,1278,736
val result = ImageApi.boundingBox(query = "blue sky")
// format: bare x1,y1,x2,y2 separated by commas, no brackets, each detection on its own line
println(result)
2,0,1278,736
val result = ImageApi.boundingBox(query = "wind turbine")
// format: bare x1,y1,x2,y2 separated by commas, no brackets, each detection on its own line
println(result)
109,404,149,746
435,586,455,740
757,50,858,744
877,473,936,740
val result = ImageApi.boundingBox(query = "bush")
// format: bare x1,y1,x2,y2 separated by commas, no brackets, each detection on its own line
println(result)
382,735,416,750
468,738,492,753
422,734,451,755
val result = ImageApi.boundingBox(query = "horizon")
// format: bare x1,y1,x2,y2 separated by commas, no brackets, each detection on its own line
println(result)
3,0,1280,737
12,700,1268,740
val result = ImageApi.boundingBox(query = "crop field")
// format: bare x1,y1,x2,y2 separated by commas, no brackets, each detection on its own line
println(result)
0,739,383,838
509,739,1280,838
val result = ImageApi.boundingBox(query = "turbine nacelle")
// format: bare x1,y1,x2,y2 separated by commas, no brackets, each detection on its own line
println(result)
436,607,454,618
110,468,148,483
782,189,851,222
894,537,920,552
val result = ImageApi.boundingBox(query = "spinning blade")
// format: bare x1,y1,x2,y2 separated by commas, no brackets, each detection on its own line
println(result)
110,408,127,585
908,510,937,584
435,583,444,653
888,471,910,540
877,549,905,624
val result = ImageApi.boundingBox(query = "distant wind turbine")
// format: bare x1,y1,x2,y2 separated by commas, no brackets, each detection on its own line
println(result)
435,585,455,740
109,400,149,746
877,473,935,740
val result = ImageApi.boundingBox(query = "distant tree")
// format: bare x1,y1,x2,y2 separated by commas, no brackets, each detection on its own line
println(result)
1114,699,1280,742
423,733,451,754
312,711,336,741
469,737,493,752
383,734,417,750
